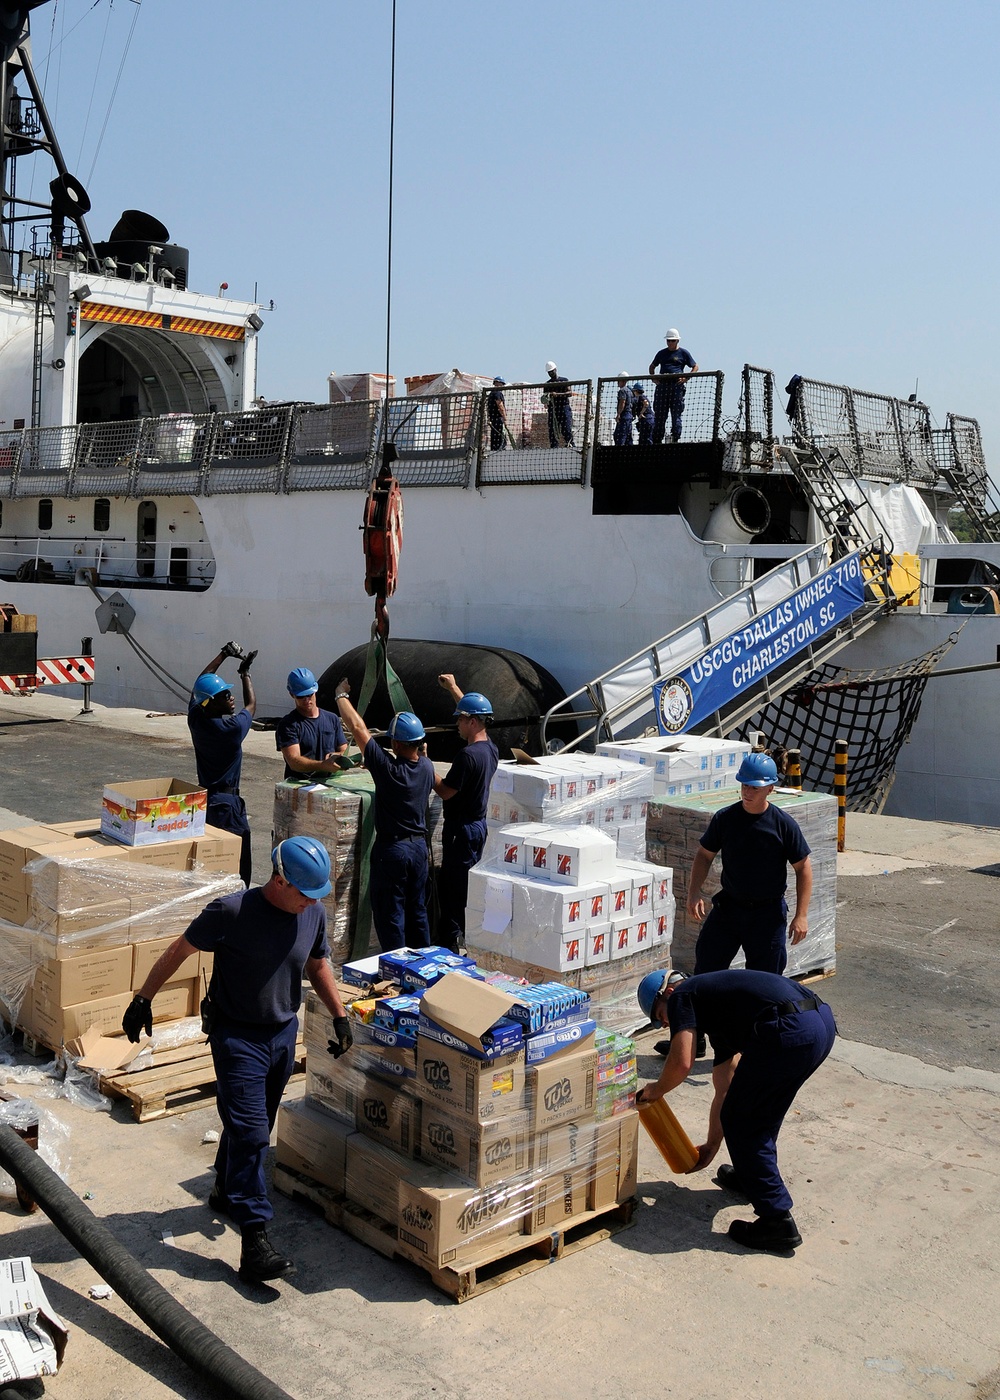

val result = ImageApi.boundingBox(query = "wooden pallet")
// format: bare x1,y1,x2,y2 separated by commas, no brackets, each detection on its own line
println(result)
795,964,837,985
274,1163,637,1303
100,1042,305,1123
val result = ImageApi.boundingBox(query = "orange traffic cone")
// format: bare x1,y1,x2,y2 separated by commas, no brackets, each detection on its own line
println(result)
638,1096,699,1173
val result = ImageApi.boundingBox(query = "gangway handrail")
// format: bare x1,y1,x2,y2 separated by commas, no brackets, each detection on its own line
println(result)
540,536,893,752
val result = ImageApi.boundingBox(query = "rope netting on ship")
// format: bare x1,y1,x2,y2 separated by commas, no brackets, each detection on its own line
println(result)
737,634,958,814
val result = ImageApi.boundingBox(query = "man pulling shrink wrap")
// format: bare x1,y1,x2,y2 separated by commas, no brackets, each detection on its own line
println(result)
636,967,836,1253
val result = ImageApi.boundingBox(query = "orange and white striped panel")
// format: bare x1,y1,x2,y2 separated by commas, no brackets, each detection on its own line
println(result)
0,657,96,692
80,302,245,341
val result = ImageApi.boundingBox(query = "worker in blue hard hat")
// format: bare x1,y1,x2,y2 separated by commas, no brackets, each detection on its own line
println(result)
275,666,348,781
122,834,352,1284
333,680,436,949
632,382,655,446
187,641,258,886
654,751,813,1059
635,967,836,1254
434,674,500,952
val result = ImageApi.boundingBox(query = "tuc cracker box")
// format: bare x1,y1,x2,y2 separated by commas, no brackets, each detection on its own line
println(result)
101,778,207,847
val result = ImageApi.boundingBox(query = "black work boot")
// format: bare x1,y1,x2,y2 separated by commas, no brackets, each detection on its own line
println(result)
238,1228,294,1283
728,1213,802,1252
654,1034,707,1059
713,1163,750,1200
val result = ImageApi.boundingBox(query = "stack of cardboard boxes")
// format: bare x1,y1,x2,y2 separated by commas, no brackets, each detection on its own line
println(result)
277,960,638,1272
0,778,243,1048
272,774,446,967
645,787,838,976
596,735,751,799
464,822,674,1034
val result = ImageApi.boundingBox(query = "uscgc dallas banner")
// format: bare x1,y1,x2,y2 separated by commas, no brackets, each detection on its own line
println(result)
653,552,866,735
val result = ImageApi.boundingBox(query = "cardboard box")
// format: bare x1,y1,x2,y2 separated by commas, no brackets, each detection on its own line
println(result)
30,898,133,944
190,829,243,873
0,885,30,925
415,1040,526,1123
276,1099,352,1192
305,1062,357,1124
22,989,132,1044
353,1078,420,1156
396,1173,528,1270
101,777,208,847
131,937,198,990
418,1104,531,1186
0,827,71,887
585,922,611,967
151,979,197,1022
419,972,522,1058
344,1133,414,1222
546,828,617,886
0,1256,68,1380
525,1021,596,1066
589,1113,639,1211
524,1121,592,1232
32,946,132,1005
527,1047,597,1132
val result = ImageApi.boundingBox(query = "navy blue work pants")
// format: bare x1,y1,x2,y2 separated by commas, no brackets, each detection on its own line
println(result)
652,382,686,443
636,411,655,445
211,1016,298,1232
694,893,788,976
207,793,252,887
613,412,633,447
548,402,575,447
720,1001,837,1217
437,818,487,952
370,837,430,951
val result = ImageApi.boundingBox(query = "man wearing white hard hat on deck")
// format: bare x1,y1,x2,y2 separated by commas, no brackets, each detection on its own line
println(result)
647,328,698,444
275,666,348,780
542,361,576,447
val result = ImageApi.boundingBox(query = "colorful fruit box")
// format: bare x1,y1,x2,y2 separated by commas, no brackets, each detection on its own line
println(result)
101,778,208,846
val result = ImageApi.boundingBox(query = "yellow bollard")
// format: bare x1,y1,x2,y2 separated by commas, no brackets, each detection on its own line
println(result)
835,740,848,851
638,1096,699,1173
786,748,802,790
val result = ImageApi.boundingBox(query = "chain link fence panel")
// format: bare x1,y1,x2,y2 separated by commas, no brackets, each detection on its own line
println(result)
475,380,590,485
202,405,293,495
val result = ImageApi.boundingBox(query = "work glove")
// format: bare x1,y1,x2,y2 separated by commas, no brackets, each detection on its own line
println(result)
122,994,152,1043
220,640,246,660
238,649,258,676
328,1017,354,1059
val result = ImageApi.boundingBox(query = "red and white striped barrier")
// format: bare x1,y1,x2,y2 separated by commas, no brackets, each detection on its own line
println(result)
0,656,95,694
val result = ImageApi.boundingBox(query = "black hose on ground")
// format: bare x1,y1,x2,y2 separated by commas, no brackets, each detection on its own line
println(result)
0,1126,295,1400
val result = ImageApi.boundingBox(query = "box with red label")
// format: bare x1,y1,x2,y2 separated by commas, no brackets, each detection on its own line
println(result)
651,908,674,947
632,916,654,955
610,917,636,961
511,879,602,937
584,921,611,966
607,872,632,918
546,828,616,886
512,924,587,975
101,778,207,847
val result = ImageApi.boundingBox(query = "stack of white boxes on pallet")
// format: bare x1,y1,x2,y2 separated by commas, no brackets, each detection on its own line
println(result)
465,754,674,1033
595,734,751,799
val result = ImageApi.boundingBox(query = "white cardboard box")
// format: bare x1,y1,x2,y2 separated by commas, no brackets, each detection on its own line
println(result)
546,828,616,886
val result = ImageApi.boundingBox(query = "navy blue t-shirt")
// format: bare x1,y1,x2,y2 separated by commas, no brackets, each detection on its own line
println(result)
651,346,696,375
364,736,435,843
700,801,809,901
666,969,815,1065
187,701,253,794
442,738,499,827
275,707,346,780
184,887,328,1026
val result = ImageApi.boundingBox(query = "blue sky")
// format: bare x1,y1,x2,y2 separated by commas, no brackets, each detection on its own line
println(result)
26,0,1000,456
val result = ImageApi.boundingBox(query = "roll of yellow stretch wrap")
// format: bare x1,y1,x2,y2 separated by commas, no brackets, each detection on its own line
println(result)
638,1096,699,1173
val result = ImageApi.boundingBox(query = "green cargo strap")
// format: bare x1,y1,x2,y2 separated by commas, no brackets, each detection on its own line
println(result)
355,625,412,726
322,770,377,961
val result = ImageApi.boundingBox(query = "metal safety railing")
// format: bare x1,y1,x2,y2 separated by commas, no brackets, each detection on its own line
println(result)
475,380,591,486
0,372,990,503
593,371,723,448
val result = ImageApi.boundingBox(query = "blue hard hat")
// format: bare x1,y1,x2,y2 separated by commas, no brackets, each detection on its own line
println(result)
637,969,685,1021
736,752,779,787
493,376,506,385
272,836,332,899
454,691,493,718
631,382,644,393
388,710,425,744
192,673,230,706
287,667,319,697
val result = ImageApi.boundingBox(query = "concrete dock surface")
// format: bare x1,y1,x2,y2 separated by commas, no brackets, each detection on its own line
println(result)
0,692,997,1400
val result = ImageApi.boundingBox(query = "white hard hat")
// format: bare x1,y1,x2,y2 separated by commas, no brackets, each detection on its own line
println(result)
665,328,680,341
545,361,557,372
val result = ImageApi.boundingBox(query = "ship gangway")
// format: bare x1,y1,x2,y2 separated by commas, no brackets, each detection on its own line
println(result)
539,538,896,752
